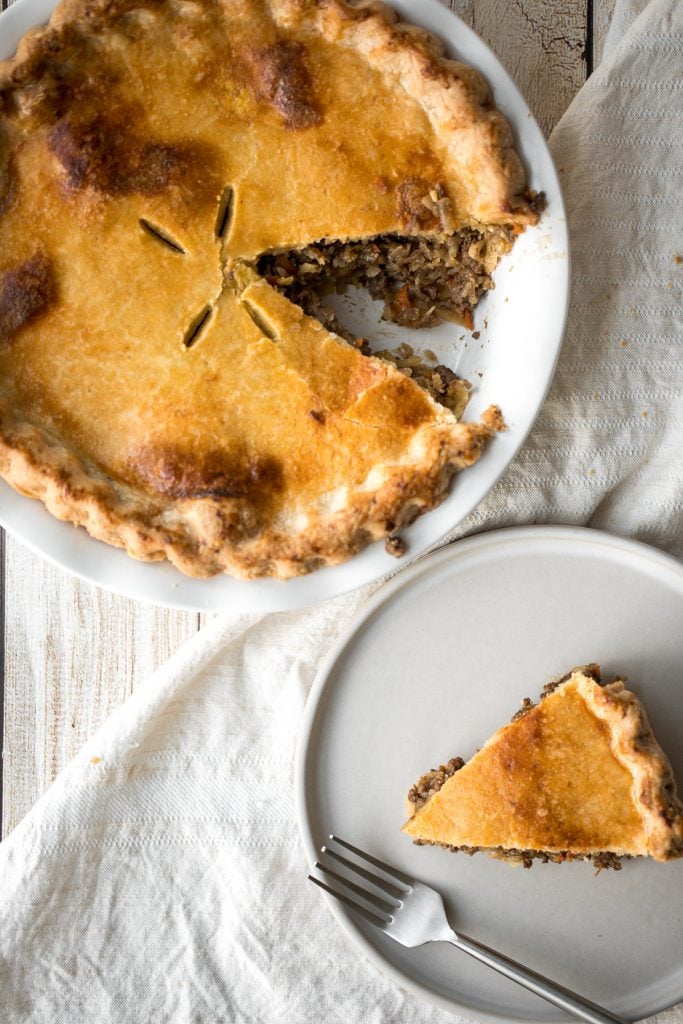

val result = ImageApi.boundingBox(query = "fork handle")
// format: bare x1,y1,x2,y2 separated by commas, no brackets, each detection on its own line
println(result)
448,932,628,1024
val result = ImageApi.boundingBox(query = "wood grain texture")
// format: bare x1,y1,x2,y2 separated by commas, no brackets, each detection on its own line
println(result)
1,0,602,836
449,0,587,136
1,538,198,836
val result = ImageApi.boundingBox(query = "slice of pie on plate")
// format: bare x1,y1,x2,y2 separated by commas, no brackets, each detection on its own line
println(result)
0,0,539,578
403,665,683,867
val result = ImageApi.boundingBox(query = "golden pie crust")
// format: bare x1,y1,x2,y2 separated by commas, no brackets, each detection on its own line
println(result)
403,666,683,864
0,0,538,579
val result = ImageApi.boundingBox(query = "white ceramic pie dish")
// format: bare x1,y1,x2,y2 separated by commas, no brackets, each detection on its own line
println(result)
0,0,569,611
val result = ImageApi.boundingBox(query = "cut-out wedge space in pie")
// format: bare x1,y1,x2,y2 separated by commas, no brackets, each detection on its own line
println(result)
0,0,540,579
403,666,683,867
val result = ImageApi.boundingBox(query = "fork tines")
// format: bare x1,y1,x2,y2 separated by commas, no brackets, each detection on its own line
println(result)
308,835,412,928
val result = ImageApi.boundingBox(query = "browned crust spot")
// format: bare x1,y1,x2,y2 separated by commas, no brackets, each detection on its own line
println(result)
48,114,219,198
127,446,284,504
0,253,56,346
247,40,322,129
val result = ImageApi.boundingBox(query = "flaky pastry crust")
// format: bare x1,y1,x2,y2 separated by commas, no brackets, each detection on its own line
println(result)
403,667,683,864
0,0,534,579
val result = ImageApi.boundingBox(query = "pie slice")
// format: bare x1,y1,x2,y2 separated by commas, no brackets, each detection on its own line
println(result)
0,0,539,578
403,666,683,867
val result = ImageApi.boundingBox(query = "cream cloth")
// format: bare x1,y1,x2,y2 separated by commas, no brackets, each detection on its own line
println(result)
1,1,682,1020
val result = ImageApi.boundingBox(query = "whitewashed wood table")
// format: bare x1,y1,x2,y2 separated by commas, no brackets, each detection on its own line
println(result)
0,0,613,837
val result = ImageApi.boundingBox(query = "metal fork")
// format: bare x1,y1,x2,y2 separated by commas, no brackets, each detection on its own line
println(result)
309,836,628,1024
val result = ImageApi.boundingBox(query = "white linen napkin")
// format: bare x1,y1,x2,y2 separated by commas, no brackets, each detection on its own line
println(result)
1,0,682,1020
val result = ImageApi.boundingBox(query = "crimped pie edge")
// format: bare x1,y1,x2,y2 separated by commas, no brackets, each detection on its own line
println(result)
0,370,498,579
578,673,683,862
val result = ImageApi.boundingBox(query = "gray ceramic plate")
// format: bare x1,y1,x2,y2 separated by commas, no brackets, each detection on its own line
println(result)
296,527,683,1022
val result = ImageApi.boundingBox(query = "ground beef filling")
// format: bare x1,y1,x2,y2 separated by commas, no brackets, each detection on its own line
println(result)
258,228,513,332
411,840,624,872
408,756,465,813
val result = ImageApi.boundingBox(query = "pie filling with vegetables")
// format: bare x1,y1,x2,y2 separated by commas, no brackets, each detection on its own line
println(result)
0,0,539,579
257,225,517,333
403,666,683,867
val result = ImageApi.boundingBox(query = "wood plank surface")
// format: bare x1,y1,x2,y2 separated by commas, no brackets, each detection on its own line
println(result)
1,0,601,836
1,538,199,835
449,0,588,135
